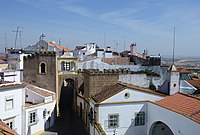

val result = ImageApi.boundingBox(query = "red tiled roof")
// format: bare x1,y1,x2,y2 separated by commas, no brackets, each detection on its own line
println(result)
49,42,72,52
187,80,200,88
92,82,165,103
0,120,18,135
25,84,54,97
92,83,126,103
156,93,200,123
178,68,190,73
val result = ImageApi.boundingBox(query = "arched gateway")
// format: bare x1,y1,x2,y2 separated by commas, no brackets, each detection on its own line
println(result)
149,121,174,135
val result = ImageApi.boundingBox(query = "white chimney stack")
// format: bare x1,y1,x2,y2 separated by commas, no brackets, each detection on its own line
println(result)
130,42,137,56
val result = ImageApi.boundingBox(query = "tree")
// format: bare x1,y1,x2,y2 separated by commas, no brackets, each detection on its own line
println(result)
149,83,156,91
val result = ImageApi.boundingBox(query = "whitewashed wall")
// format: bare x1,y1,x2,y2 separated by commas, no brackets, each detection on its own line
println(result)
24,101,56,135
98,102,147,135
119,74,149,88
0,86,24,134
101,88,164,104
147,102,200,135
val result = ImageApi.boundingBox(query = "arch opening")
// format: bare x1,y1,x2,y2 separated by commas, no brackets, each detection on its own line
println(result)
59,78,74,115
149,121,174,135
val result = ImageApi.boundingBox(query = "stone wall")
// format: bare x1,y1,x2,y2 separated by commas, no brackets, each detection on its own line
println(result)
83,69,126,98
23,52,57,93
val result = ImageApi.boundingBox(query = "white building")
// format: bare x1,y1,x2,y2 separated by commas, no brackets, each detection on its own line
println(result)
89,82,200,135
0,82,25,134
0,81,56,135
23,84,56,135
89,82,165,135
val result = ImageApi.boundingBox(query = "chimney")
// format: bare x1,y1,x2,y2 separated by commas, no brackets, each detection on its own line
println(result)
143,49,147,59
130,42,137,55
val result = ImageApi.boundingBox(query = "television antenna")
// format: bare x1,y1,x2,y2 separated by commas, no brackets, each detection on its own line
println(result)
172,27,176,64
13,26,22,49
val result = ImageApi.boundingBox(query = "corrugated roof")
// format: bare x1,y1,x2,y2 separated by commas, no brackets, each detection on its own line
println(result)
0,120,18,135
49,42,72,52
156,93,200,124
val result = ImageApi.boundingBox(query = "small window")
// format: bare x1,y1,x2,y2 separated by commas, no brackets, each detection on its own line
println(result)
4,118,15,130
39,62,46,74
5,97,14,111
29,110,38,126
108,114,119,128
135,112,145,126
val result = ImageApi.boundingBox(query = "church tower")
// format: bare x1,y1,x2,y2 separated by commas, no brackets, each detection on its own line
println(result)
167,64,180,95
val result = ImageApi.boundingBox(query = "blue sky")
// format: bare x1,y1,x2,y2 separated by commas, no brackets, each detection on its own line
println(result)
0,0,200,56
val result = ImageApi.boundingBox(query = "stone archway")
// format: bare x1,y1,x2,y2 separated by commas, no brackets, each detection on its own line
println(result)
149,121,174,135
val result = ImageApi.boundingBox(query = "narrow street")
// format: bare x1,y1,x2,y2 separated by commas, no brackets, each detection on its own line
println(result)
49,81,88,135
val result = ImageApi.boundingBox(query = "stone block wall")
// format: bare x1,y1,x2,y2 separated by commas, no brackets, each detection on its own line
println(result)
23,52,57,93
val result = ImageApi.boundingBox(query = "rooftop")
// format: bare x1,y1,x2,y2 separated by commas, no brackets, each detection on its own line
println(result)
0,81,24,90
49,42,72,52
0,119,18,135
92,82,165,103
187,79,200,88
92,83,126,103
156,93,200,124
25,84,55,97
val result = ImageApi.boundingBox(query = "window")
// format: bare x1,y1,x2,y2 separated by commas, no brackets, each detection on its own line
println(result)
61,61,65,71
108,114,119,128
135,112,145,126
4,118,15,130
39,62,46,74
29,110,38,126
66,62,70,71
5,97,14,111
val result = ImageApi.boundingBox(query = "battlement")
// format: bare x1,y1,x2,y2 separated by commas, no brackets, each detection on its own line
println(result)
23,51,56,60
79,69,131,75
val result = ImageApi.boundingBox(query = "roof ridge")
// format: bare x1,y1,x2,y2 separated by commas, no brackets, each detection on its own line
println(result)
178,92,200,100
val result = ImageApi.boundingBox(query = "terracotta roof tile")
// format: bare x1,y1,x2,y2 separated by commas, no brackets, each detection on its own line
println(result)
25,84,54,97
92,82,165,103
49,42,72,52
156,93,200,123
92,83,126,103
0,120,18,135
178,68,190,73
187,79,200,88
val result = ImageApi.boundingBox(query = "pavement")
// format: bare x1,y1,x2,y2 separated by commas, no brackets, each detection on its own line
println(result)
46,83,89,135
